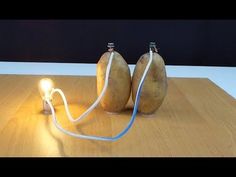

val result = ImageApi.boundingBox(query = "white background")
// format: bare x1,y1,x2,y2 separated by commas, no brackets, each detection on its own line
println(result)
0,62,235,99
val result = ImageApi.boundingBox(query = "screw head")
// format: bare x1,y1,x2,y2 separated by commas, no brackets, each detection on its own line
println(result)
107,43,115,52
107,42,114,48
149,42,156,48
149,42,158,52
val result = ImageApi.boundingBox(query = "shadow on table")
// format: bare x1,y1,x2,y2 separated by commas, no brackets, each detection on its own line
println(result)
74,125,111,153
45,116,68,157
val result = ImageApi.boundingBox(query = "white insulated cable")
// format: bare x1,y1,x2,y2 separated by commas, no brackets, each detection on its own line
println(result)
50,52,114,123
46,50,154,141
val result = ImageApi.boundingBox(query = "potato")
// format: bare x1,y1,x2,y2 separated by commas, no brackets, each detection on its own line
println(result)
97,51,131,112
132,52,167,114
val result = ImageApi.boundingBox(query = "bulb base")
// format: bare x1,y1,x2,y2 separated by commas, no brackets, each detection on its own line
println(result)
43,100,52,115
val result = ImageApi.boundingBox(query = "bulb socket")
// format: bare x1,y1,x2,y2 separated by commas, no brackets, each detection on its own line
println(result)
43,99,52,115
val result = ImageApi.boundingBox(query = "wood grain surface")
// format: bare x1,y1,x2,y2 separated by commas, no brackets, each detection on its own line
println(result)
0,75,235,157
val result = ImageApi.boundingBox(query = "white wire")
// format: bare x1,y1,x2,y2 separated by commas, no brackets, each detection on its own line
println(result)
50,52,114,123
46,50,153,141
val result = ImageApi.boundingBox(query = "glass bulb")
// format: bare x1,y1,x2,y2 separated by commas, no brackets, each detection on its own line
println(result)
38,78,54,100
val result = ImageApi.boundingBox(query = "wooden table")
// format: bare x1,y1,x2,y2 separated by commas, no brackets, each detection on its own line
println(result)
0,75,236,157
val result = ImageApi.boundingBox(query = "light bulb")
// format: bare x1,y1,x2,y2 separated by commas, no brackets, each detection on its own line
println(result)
38,78,54,114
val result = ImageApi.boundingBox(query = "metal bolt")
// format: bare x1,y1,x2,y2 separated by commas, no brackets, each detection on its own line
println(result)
149,42,158,52
107,42,115,52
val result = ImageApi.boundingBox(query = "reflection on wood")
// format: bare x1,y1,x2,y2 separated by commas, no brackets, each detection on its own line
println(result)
0,75,236,156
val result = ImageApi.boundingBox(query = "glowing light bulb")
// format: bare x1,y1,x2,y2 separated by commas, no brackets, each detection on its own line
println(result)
38,78,54,114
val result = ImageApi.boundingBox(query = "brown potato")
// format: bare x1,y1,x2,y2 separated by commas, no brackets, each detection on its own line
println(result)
132,52,167,114
97,51,131,112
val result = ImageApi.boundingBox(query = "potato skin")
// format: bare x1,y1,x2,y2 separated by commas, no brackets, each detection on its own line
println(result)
132,52,167,114
97,51,131,112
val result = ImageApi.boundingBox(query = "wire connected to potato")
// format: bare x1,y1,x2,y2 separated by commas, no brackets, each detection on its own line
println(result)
39,42,157,141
